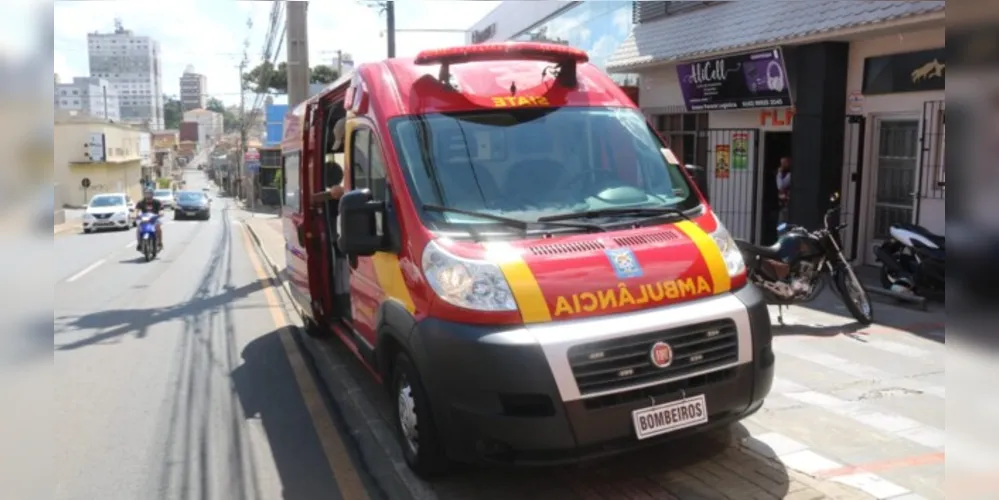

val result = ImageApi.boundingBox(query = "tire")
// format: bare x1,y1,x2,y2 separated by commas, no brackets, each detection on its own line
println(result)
834,265,873,325
143,241,153,262
391,352,449,479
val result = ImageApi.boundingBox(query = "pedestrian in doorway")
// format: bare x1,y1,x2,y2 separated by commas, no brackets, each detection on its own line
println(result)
776,156,791,225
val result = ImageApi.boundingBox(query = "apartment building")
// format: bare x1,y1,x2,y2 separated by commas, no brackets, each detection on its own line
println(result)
87,21,165,130
180,66,208,111
54,77,121,122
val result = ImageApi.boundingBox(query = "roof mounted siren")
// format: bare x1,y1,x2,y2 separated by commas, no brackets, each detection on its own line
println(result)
413,42,589,88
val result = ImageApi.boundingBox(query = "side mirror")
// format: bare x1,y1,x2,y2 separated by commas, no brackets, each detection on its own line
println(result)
338,189,386,256
685,164,709,202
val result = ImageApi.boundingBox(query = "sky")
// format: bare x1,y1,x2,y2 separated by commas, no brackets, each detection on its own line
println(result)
52,0,503,107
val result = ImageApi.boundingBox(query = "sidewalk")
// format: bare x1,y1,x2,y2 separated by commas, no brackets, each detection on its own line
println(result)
239,215,899,500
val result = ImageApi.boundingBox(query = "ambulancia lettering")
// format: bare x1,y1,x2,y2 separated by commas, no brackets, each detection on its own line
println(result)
552,277,713,317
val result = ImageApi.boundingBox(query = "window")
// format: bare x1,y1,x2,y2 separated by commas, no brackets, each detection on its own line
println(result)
283,153,301,211
654,112,708,167
389,107,698,230
350,128,371,191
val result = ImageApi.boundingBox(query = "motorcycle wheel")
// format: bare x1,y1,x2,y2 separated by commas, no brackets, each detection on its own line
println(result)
835,266,873,325
143,240,153,262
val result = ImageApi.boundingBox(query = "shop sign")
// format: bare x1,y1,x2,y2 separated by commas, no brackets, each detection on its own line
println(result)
862,48,945,95
758,108,795,127
471,23,496,44
848,91,864,114
676,48,793,112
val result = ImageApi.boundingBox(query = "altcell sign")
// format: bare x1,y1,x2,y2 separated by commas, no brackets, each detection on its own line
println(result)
676,48,793,111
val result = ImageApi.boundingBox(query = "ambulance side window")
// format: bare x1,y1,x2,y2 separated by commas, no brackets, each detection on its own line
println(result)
351,128,371,192
350,126,388,201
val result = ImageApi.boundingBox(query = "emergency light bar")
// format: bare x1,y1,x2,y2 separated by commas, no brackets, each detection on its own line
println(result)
414,42,589,88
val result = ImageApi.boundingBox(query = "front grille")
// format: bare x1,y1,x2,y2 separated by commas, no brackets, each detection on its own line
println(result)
93,213,112,219
567,320,738,396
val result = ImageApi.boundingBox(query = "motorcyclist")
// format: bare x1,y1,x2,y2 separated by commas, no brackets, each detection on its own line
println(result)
134,187,164,250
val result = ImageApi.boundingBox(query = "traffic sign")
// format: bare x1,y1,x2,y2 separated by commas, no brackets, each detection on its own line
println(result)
244,148,260,162
81,177,91,188
246,160,261,174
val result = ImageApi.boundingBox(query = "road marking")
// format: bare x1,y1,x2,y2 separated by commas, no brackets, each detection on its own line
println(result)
745,432,912,499
125,241,136,248
66,259,105,282
239,225,370,500
774,342,945,397
815,452,945,479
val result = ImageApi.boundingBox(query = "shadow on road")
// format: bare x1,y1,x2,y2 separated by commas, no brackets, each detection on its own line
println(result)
231,329,344,500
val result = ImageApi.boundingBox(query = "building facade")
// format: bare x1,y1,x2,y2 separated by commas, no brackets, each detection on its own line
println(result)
182,109,224,148
87,22,165,130
54,117,144,206
54,77,121,122
180,66,207,111
465,1,639,86
607,0,945,265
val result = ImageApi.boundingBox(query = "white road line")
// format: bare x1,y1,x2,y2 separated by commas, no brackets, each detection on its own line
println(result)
66,259,105,282
125,241,136,248
774,342,945,398
745,432,913,499
854,338,934,360
772,378,945,450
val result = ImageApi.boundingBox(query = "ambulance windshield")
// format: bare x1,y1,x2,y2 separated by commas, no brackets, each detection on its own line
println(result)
388,107,698,229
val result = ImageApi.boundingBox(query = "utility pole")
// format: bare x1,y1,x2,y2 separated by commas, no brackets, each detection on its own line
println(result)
286,0,310,109
386,1,396,58
336,49,343,75
237,19,251,200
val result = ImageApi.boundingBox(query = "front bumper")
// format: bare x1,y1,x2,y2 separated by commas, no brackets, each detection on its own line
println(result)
83,216,130,230
410,284,774,465
176,206,209,217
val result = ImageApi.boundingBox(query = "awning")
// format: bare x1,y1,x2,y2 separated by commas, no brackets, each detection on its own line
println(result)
607,0,945,72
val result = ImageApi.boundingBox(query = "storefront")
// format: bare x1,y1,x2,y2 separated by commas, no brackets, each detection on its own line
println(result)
466,1,640,88
608,0,945,255
842,27,945,265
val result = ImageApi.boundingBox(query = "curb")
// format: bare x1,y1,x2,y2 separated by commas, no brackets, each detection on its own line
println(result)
54,223,78,236
241,220,438,500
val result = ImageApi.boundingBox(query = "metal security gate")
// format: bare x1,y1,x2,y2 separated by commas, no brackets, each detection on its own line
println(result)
916,100,946,221
704,128,760,242
841,115,866,262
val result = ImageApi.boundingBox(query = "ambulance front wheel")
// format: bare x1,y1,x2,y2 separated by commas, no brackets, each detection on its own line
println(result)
391,352,449,478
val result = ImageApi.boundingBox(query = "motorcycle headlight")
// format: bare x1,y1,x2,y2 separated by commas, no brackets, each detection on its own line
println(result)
421,240,517,312
709,216,745,277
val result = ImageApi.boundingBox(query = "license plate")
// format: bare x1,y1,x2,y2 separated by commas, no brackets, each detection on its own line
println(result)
187,211,198,216
633,394,708,440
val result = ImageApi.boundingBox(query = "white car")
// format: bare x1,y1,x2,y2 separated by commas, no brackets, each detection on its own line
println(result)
153,189,175,209
83,193,134,233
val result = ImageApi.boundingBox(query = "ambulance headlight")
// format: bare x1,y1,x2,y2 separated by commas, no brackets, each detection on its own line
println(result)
422,240,517,312
710,215,745,277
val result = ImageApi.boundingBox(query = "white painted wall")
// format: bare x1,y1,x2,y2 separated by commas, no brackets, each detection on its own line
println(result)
842,26,945,264
636,65,685,110
465,1,573,43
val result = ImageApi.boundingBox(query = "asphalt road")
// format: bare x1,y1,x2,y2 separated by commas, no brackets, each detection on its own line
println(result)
53,170,360,500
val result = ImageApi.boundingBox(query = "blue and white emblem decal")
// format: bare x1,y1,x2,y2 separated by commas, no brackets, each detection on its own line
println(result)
605,248,643,279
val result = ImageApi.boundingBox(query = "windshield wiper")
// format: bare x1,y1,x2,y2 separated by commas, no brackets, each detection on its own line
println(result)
537,207,693,224
422,204,606,234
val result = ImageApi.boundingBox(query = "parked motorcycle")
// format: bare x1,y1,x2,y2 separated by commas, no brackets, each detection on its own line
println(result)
138,212,159,262
873,222,944,301
735,193,873,325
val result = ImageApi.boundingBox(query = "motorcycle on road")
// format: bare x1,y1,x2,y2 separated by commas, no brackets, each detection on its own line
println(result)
735,193,873,325
138,212,159,262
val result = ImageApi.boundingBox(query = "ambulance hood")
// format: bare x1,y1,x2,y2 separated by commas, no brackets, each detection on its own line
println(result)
442,218,732,323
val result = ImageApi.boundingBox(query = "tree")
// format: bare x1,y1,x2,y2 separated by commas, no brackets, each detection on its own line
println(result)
310,64,339,85
206,97,240,132
163,96,182,130
243,61,288,94
242,62,340,94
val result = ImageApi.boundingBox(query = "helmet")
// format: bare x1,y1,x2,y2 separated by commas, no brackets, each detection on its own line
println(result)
144,187,154,195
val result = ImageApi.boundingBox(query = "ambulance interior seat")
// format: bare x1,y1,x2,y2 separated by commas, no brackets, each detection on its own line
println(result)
322,102,351,320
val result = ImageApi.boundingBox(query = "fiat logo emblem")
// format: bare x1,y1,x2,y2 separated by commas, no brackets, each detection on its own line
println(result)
650,341,673,368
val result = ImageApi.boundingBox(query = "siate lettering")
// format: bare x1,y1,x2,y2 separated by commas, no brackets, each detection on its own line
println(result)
491,95,550,107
